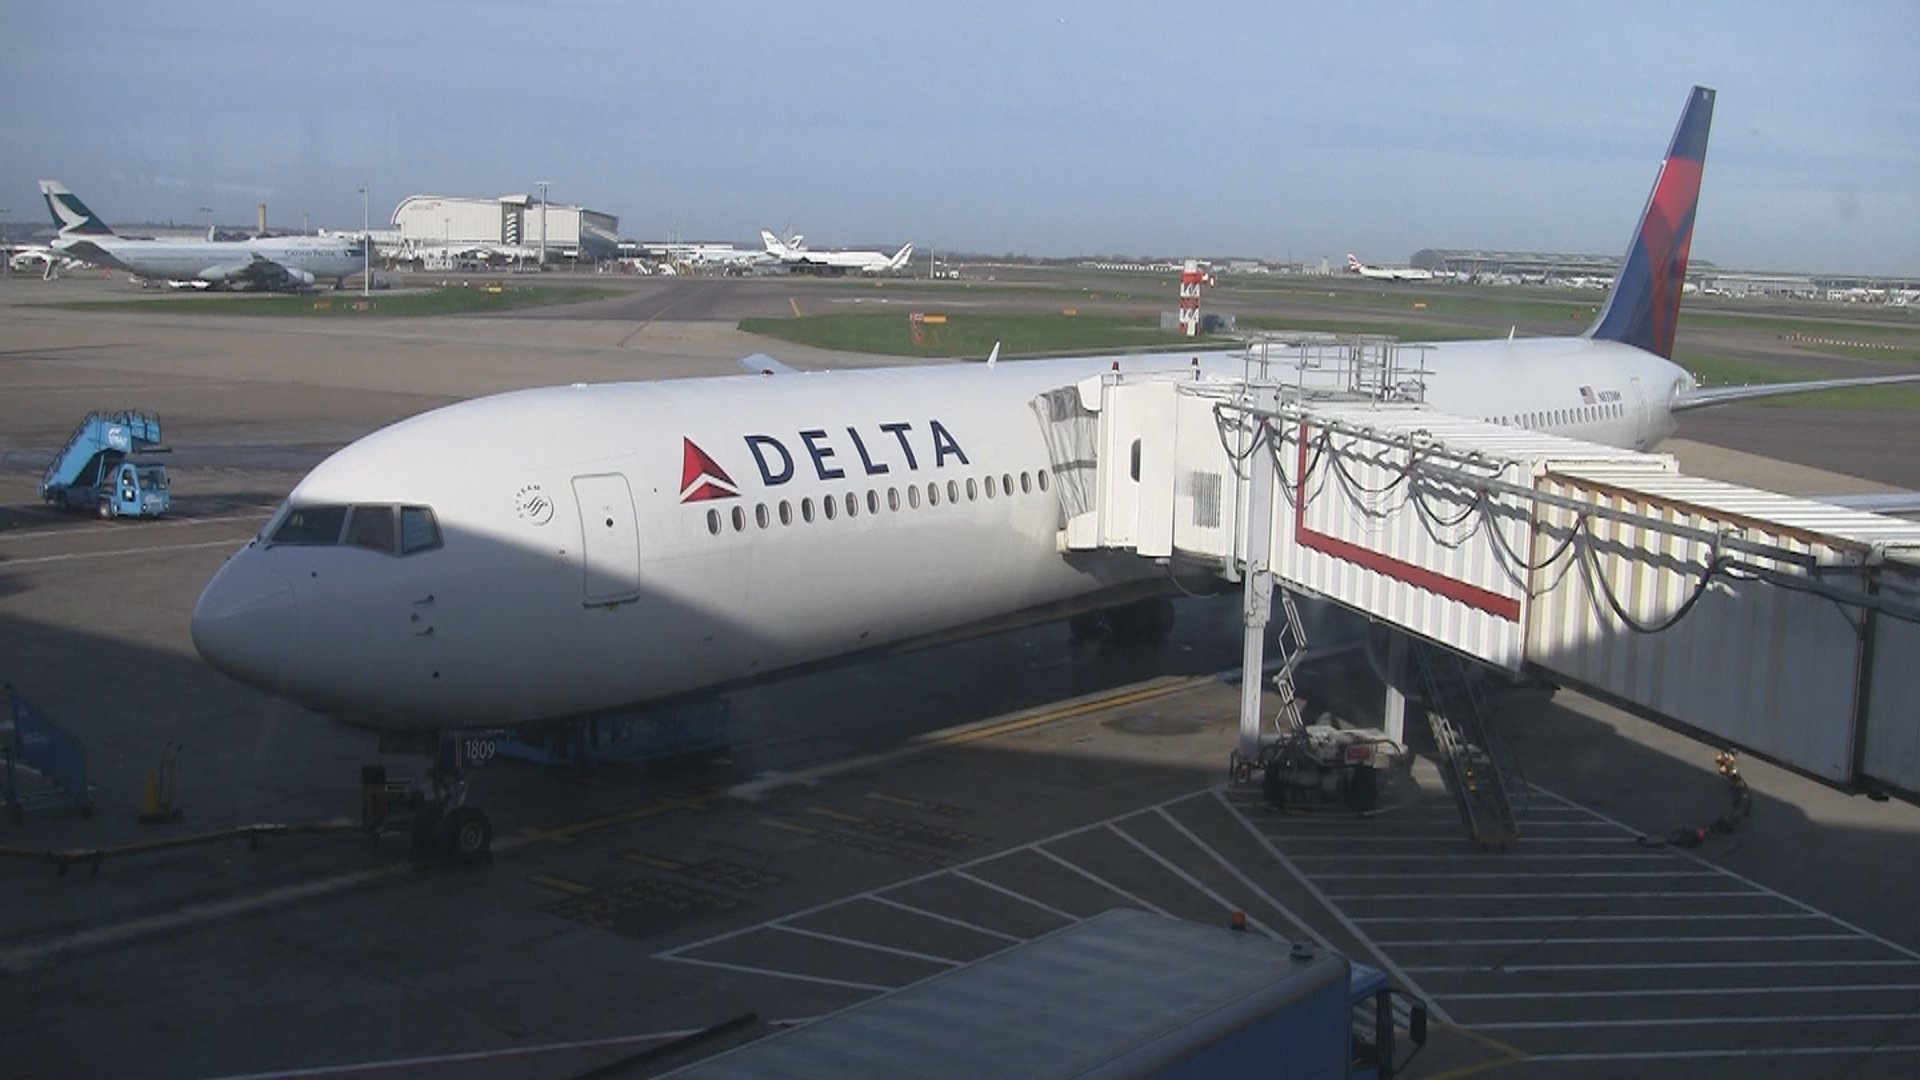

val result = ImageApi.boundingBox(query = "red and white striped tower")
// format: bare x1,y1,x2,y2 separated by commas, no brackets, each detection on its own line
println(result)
1177,259,1205,337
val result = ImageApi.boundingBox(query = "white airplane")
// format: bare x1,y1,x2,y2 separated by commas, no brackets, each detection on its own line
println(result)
191,86,1920,856
762,229,913,275
1346,253,1435,282
6,244,87,279
39,180,367,290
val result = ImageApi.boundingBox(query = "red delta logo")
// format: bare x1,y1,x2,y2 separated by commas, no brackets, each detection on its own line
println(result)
680,438,740,502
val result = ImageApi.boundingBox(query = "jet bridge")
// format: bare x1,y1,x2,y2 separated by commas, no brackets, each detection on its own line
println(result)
1036,337,1920,812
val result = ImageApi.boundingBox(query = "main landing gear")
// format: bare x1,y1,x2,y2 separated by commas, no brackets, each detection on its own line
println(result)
361,730,496,865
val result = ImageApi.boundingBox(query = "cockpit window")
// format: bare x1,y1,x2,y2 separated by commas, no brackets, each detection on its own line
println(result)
270,505,348,545
400,506,442,554
344,506,396,553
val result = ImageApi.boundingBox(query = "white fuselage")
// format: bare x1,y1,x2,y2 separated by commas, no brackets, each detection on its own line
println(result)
191,337,1692,730
55,234,364,286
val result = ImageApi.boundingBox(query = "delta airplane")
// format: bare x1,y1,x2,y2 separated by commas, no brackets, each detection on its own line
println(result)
1346,253,1435,282
762,229,914,275
39,180,367,290
192,86,1920,854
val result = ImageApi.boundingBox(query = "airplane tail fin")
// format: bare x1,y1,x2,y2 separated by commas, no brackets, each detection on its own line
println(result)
39,180,114,237
1587,86,1715,360
760,229,788,256
1345,253,1363,272
888,243,914,271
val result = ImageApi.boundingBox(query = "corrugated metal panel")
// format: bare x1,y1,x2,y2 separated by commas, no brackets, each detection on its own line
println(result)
1553,467,1920,555
1527,474,1867,782
1863,560,1920,795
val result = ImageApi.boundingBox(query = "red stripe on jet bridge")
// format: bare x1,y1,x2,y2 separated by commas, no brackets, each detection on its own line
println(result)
1292,422,1521,623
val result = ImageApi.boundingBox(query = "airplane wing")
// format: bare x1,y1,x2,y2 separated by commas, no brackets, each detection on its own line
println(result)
1672,373,1920,411
737,353,799,376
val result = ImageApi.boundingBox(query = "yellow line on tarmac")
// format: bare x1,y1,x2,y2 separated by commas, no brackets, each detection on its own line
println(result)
761,818,819,837
1419,1023,1531,1079
806,807,865,824
528,874,596,896
789,297,802,318
920,679,1197,750
621,853,685,871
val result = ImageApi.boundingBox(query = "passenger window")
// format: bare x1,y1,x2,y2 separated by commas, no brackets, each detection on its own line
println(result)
928,482,941,507
801,497,814,524
1130,439,1142,482
756,503,770,529
823,495,837,521
399,506,441,554
967,477,978,501
846,492,859,518
908,486,921,509
947,479,959,503
986,475,997,498
868,490,880,515
706,509,721,536
272,505,348,545
345,505,396,553
1020,472,1032,494
1037,470,1049,492
1003,473,1014,494
888,488,900,512
779,500,793,526
731,506,746,532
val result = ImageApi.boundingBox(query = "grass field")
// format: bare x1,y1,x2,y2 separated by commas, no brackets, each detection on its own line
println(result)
42,284,619,317
739,312,1224,357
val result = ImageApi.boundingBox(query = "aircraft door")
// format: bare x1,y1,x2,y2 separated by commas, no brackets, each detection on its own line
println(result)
1628,376,1647,447
572,474,642,605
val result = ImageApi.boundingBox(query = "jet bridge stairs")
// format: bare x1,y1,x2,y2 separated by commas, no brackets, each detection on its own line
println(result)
1034,335,1920,840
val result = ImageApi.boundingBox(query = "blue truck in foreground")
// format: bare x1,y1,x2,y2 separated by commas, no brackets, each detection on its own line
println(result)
40,411,171,519
663,908,1427,1079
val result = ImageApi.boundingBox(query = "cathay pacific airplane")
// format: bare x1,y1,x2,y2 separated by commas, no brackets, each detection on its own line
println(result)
39,180,366,290
191,86,1918,858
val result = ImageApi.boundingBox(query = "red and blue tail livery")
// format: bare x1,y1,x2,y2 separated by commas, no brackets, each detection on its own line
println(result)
1588,85,1715,360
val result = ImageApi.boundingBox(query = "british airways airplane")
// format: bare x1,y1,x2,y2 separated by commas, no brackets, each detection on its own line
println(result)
191,87,1914,852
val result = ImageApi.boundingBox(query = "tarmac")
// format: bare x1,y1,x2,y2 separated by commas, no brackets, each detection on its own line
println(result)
1,269,1916,1079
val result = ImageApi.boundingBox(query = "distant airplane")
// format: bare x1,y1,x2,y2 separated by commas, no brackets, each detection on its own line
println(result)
192,86,1920,861
1346,253,1435,282
762,229,913,275
39,180,367,290
6,243,86,279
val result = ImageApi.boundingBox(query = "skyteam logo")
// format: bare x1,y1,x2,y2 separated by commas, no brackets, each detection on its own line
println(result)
680,438,740,502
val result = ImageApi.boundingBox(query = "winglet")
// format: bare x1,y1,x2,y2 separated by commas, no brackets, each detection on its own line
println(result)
39,180,114,237
1588,86,1715,360
986,341,1000,368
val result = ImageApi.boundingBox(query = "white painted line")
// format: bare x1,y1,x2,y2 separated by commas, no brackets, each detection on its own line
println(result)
654,787,1210,960
1407,958,1920,973
0,511,268,543
1359,913,1818,925
0,537,240,567
1530,1045,1920,1063
1325,891,1762,901
205,1024,716,1079
659,954,892,993
1447,982,1920,1001
1262,835,1635,845
1264,820,1624,833
1308,871,1719,880
1382,933,1865,947
952,870,1078,924
1213,788,1453,1026
1106,823,1281,940
1477,1013,1919,1031
1030,845,1171,919
1289,853,1676,862
864,894,1024,945
1154,807,1330,948
770,924,961,967
1530,783,1920,965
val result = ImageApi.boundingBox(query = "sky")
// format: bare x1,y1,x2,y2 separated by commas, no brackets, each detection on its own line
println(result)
2,1,1916,275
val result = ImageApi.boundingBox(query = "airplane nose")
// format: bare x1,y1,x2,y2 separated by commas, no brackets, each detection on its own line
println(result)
192,548,296,692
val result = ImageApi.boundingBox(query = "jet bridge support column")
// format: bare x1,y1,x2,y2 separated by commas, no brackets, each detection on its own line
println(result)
1236,386,1281,768
1381,631,1408,746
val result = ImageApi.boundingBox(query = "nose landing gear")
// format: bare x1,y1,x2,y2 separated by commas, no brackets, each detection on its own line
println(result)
360,731,497,866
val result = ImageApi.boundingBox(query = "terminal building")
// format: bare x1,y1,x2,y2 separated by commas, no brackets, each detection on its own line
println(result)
388,193,619,262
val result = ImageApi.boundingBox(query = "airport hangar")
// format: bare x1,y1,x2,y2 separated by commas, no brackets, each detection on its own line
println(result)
383,192,620,262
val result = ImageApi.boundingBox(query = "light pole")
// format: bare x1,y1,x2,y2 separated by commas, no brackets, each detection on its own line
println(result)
358,185,370,297
535,180,548,269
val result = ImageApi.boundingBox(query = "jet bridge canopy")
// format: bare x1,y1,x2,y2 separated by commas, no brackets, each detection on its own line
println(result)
1041,339,1920,797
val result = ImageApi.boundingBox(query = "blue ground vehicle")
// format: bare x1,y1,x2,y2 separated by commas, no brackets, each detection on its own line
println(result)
40,411,171,519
